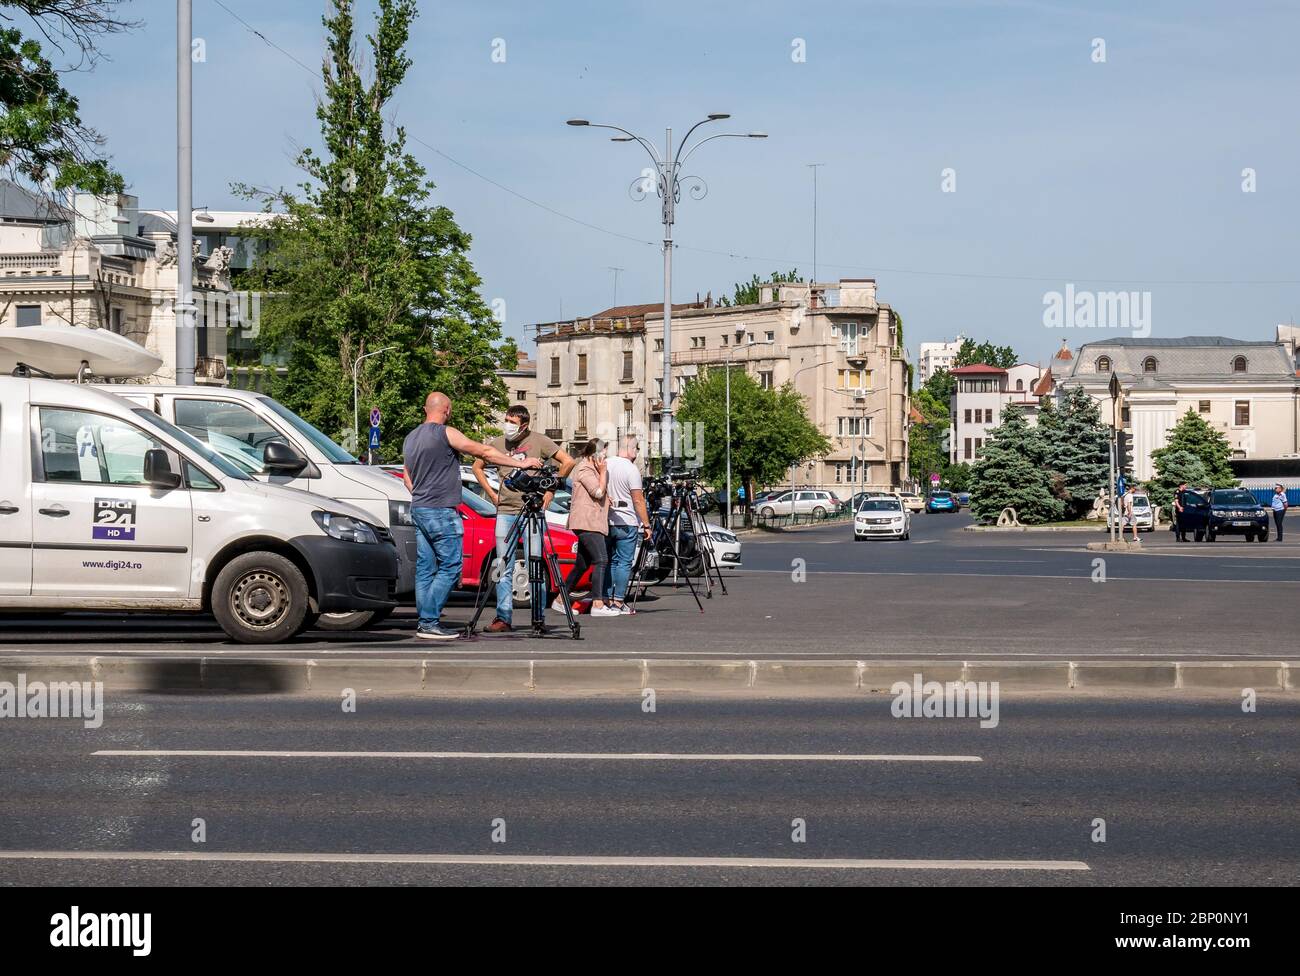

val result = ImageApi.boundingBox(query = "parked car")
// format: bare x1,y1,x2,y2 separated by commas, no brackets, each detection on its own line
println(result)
1,376,397,643
1176,488,1271,543
956,491,971,508
1108,492,1155,532
926,490,959,513
756,489,838,519
854,496,911,541
107,385,415,631
899,492,925,513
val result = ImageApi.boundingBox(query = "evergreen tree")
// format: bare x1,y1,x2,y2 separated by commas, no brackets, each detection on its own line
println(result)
240,0,509,456
969,404,1064,524
1146,450,1209,513
1150,410,1237,490
1040,387,1110,518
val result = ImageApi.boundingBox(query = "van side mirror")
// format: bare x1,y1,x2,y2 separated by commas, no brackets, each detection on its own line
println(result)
143,449,182,490
262,440,308,475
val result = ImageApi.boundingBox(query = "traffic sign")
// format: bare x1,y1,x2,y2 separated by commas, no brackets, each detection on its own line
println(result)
930,473,940,485
369,407,381,429
369,427,381,449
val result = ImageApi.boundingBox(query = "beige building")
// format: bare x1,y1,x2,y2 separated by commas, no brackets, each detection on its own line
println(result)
1055,336,1300,481
0,183,238,384
531,278,911,491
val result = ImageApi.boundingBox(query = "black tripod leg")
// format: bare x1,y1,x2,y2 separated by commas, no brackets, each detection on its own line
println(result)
689,498,726,596
657,506,705,612
463,514,525,636
539,518,581,638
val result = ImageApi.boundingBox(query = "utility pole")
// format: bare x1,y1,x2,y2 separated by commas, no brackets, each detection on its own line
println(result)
175,0,196,385
807,163,824,293
608,266,624,308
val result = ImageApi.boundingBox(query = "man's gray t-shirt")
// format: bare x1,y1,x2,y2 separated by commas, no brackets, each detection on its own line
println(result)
403,423,462,509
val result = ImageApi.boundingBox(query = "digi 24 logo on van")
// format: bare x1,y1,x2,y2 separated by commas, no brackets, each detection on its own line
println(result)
93,498,137,541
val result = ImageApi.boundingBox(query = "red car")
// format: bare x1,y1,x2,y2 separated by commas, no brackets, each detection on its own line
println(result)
458,488,589,603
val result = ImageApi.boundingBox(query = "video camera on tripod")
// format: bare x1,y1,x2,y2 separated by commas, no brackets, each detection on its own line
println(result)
503,461,564,498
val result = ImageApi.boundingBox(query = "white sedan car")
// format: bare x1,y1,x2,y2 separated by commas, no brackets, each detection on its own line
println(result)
854,496,911,541
1108,492,1155,532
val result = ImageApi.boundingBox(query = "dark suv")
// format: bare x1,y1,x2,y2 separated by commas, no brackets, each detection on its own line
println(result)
1177,488,1271,542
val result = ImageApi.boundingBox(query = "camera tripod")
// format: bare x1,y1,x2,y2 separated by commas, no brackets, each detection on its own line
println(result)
463,492,581,640
626,479,728,612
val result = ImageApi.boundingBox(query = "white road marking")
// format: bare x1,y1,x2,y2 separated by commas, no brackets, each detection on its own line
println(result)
738,569,1296,584
93,749,982,763
0,850,1087,871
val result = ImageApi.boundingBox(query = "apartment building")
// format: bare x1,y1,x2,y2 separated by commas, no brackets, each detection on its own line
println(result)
532,278,911,490
917,336,964,385
948,362,1044,464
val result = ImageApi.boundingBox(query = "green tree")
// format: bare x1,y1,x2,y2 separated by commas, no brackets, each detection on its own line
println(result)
1146,449,1208,513
0,1,134,193
239,0,509,457
969,405,1064,524
922,367,955,403
908,387,949,484
954,338,1019,370
676,368,831,524
1150,410,1237,491
1040,387,1110,518
943,461,972,493
717,269,803,307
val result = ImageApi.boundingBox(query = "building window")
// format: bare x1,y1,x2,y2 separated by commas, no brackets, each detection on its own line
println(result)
550,402,560,430
1232,356,1247,374
1096,356,1111,372
1015,378,1024,391
974,437,984,458
964,437,972,460
964,409,971,424
621,350,633,382
837,369,864,390
721,334,729,346
516,390,527,401
765,331,775,342
576,354,588,383
16,305,41,327
1121,405,1131,424
759,370,773,390
549,357,560,386
837,322,861,354
653,339,663,352
1142,356,1158,373
1234,400,1250,426
577,400,588,433
110,307,125,335
622,398,633,434
1198,400,1210,414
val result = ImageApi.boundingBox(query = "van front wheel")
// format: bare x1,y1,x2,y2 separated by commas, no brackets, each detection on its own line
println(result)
211,552,309,643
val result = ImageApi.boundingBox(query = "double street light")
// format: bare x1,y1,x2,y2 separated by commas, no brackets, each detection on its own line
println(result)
566,115,766,466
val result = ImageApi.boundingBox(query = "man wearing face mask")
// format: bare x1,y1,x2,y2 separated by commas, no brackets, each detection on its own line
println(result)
472,406,575,633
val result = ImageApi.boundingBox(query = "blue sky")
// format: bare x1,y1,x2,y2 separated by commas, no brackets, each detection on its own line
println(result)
64,0,1300,364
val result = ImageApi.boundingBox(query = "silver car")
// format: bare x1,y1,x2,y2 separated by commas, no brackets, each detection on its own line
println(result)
757,490,838,519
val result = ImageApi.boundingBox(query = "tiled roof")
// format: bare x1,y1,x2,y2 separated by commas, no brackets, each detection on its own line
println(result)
949,363,1007,375
1031,370,1054,396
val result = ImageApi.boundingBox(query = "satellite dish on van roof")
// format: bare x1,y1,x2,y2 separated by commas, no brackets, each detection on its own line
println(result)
0,325,162,379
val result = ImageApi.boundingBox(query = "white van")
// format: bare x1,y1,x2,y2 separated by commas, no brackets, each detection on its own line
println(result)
96,385,416,629
0,376,398,642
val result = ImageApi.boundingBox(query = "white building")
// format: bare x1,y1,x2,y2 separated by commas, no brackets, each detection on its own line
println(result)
948,362,1044,464
917,336,964,385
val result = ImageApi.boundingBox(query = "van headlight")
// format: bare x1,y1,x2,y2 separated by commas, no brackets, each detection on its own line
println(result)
313,511,380,545
389,500,414,527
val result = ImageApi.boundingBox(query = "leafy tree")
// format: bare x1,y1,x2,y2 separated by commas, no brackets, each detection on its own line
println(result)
676,367,831,524
0,0,134,192
1150,409,1237,491
908,387,949,484
922,367,955,403
1039,387,1110,518
942,461,972,493
717,269,803,307
1146,450,1208,513
954,338,1019,370
969,404,1063,524
240,0,509,455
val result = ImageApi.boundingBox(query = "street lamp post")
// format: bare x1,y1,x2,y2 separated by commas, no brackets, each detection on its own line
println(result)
567,116,766,468
175,0,195,386
786,354,830,503
353,345,398,458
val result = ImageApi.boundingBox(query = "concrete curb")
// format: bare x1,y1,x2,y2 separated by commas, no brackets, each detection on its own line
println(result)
0,656,1293,695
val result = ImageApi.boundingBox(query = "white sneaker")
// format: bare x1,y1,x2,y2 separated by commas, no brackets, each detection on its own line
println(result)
590,605,622,617
550,598,566,612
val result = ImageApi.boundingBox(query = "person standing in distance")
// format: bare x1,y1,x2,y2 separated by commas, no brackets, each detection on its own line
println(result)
1173,481,1189,542
471,405,575,634
1271,484,1288,542
603,435,652,614
403,392,541,640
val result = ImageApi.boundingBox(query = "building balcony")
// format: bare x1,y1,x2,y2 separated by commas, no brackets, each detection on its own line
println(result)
669,345,781,367
195,356,228,381
545,429,564,442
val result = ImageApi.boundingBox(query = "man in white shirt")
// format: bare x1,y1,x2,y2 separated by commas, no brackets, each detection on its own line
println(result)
603,435,652,612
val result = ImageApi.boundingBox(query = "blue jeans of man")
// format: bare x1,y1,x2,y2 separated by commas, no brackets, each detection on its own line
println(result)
412,507,463,630
494,513,538,624
603,523,639,602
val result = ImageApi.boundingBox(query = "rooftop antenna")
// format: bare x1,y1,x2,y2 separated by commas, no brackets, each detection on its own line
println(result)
807,163,824,290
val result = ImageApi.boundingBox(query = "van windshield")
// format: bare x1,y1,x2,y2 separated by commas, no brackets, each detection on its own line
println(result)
258,396,359,464
131,408,251,480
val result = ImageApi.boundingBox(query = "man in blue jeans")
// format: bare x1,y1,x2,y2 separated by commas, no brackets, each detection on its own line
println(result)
602,435,652,612
402,392,540,640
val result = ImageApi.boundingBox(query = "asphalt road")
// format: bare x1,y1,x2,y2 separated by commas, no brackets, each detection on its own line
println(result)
1,692,1295,886
2,512,1297,659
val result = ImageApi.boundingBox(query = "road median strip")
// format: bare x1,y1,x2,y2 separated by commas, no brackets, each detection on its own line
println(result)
0,655,1292,694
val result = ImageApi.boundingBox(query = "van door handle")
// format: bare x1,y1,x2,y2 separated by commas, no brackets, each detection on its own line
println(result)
0,501,18,515
38,505,70,517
